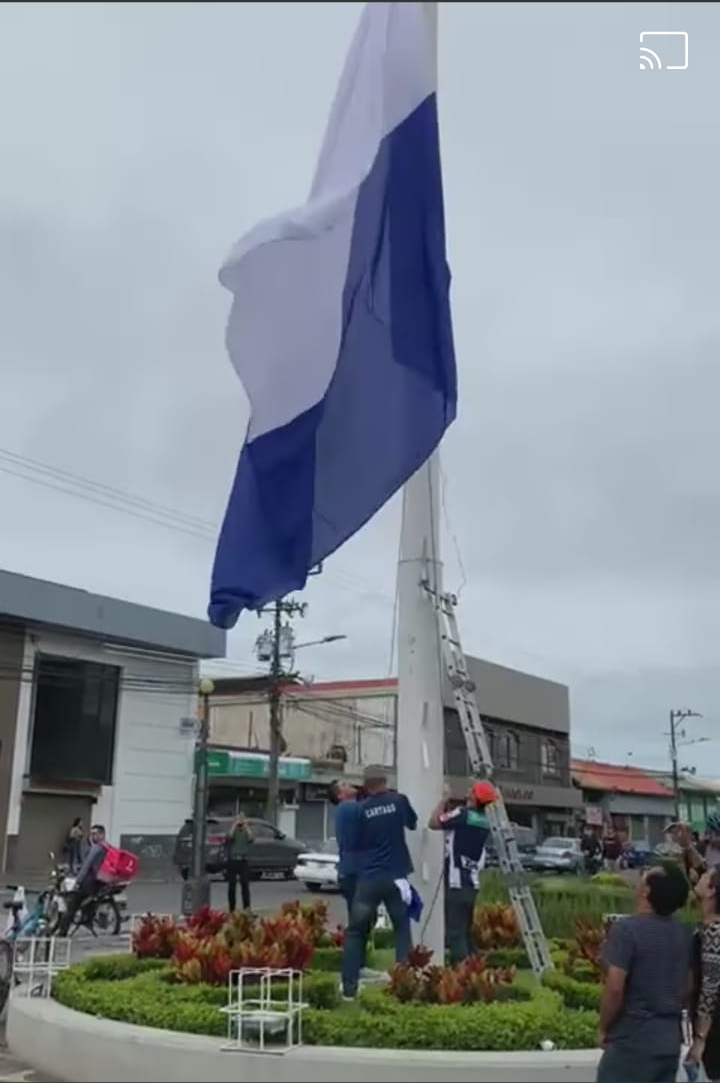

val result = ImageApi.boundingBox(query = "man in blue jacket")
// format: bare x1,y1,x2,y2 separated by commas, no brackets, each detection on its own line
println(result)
341,765,418,999
328,780,360,918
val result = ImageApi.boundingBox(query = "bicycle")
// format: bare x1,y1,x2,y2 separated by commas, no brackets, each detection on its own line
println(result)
0,882,58,1012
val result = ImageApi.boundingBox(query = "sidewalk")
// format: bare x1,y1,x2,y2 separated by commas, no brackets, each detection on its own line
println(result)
0,1048,56,1081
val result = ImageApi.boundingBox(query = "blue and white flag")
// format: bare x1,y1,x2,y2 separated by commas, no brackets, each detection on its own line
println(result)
209,2,456,629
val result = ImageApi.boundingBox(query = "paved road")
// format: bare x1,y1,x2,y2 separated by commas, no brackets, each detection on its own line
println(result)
0,1049,56,1082
124,876,347,925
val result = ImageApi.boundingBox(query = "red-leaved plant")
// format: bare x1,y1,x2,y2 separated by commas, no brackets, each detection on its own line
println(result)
280,899,330,944
170,913,316,985
132,914,179,959
387,945,515,1005
564,915,604,979
472,903,521,950
185,904,228,939
133,899,327,984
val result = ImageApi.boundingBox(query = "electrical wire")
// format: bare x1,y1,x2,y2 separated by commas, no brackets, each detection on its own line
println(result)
0,444,396,617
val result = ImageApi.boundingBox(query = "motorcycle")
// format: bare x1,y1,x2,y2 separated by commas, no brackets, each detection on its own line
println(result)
46,852,128,938
583,850,603,876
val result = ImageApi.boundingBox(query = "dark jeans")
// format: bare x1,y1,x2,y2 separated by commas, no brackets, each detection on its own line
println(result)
341,877,411,997
226,858,251,911
338,875,357,921
445,886,476,965
68,838,84,873
57,887,91,935
596,1044,679,1083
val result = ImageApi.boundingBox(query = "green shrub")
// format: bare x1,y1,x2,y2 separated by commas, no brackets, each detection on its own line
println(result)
591,872,628,889
485,947,529,968
53,956,597,1051
542,971,601,1011
82,954,168,982
372,927,394,950
478,872,635,940
311,946,343,971
303,1000,597,1050
53,971,226,1036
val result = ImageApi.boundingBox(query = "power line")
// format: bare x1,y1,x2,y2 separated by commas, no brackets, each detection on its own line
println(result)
0,443,395,610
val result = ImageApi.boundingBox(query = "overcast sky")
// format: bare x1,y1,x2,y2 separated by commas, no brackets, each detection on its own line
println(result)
1,2,718,769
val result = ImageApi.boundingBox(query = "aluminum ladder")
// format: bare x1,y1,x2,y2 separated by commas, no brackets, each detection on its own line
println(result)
428,585,554,977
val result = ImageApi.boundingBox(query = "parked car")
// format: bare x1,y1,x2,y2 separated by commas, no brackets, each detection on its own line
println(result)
482,824,536,869
531,836,584,874
173,816,307,881
293,838,340,892
615,843,653,870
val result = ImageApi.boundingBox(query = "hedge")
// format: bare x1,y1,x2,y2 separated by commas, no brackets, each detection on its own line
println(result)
52,957,598,1051
542,971,601,1012
303,999,597,1050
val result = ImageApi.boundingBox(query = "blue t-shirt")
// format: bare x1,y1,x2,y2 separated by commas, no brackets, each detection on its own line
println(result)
437,806,490,890
334,799,360,877
353,790,418,880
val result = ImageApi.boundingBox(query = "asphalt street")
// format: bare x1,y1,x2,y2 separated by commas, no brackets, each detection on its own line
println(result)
123,875,349,926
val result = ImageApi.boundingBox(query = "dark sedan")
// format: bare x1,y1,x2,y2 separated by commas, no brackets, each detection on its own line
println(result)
174,816,307,881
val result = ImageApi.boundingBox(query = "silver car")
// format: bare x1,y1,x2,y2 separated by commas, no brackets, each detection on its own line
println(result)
531,836,583,874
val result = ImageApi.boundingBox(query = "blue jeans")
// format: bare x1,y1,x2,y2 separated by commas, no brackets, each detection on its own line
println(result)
338,875,357,921
341,876,411,997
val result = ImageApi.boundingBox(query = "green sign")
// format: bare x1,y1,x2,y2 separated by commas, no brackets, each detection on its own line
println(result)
205,749,311,781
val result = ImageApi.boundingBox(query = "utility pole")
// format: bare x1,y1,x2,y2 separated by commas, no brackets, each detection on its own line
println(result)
256,597,306,826
182,676,215,915
669,708,702,821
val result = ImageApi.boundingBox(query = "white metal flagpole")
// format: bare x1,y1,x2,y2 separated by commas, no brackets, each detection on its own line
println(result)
395,0,445,963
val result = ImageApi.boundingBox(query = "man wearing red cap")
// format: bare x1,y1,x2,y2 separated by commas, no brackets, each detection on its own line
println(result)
429,780,496,964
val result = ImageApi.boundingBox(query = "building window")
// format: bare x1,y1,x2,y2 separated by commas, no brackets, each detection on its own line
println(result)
630,815,646,842
541,740,561,779
495,731,520,771
30,655,120,784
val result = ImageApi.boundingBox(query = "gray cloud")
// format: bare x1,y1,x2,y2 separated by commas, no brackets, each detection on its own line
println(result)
0,1,718,769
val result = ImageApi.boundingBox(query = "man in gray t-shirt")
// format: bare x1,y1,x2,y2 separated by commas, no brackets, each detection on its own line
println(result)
597,864,692,1083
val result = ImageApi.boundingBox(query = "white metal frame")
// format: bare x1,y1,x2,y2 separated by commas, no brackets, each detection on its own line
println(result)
220,967,304,1054
12,936,72,998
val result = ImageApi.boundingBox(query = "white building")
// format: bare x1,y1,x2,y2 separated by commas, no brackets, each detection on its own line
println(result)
0,568,225,876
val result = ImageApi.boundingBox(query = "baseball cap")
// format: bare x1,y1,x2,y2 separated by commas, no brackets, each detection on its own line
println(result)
363,764,387,783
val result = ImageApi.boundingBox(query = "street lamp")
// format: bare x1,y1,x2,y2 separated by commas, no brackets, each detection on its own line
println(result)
182,677,215,916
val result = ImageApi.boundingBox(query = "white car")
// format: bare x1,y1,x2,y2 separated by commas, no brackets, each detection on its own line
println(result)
293,838,339,892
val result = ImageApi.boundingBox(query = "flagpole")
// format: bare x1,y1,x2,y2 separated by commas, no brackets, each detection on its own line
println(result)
395,1,445,962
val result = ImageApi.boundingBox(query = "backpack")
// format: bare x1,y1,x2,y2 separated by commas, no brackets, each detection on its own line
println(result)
96,844,139,884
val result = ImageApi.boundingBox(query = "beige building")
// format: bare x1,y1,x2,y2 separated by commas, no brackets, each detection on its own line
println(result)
210,677,395,772
206,659,580,845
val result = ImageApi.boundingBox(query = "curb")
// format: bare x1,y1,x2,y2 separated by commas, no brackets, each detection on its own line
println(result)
8,997,602,1083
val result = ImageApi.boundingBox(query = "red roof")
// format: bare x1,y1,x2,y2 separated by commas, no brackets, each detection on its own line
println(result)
285,677,397,694
571,758,673,798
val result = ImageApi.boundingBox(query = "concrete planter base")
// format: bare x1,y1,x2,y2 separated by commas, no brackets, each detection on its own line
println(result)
8,996,601,1083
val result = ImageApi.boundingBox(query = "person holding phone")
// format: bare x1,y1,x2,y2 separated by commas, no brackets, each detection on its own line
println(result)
225,811,253,911
686,867,720,1082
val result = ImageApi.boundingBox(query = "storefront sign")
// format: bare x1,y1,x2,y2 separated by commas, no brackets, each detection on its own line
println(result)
206,749,311,780
585,805,603,826
504,786,534,803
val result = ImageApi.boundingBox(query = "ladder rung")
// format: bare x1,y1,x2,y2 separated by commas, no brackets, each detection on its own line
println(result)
437,599,553,976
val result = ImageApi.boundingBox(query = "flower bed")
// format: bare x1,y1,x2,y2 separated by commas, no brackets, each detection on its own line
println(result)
52,954,598,1050
50,893,613,1052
